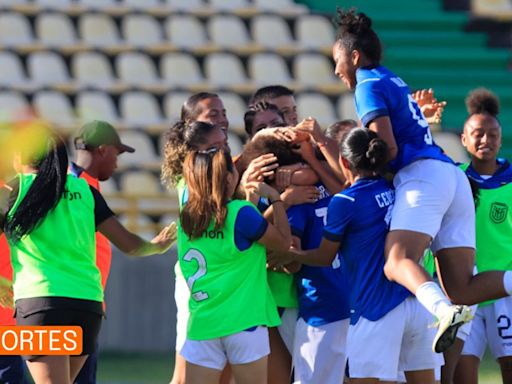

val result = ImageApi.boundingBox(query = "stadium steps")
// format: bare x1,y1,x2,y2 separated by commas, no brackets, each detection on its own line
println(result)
378,31,487,48
298,0,512,155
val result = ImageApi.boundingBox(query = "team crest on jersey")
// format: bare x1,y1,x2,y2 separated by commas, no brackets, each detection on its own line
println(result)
490,202,508,224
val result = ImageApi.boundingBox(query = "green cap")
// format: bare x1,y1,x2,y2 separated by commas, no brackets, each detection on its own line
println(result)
74,120,135,153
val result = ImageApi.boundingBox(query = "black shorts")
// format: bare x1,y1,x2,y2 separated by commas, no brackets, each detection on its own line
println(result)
15,297,103,360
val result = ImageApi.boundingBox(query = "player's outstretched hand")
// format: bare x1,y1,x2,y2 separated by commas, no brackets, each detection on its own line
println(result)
412,88,447,125
0,277,13,309
295,117,323,143
151,222,178,253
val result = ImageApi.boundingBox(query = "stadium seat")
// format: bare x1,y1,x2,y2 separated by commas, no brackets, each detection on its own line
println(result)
160,52,204,87
163,91,192,120
0,0,31,6
117,131,160,168
159,212,180,230
116,51,160,87
293,53,337,87
118,170,165,214
37,0,73,8
121,14,163,47
295,15,334,49
251,14,294,49
204,53,248,87
121,0,162,9
0,12,33,46
0,91,31,121
253,0,307,13
72,51,115,88
119,91,164,127
32,90,76,131
99,177,118,194
118,213,158,240
77,0,117,9
296,92,337,127
227,131,244,156
165,15,207,49
209,0,251,11
79,13,120,48
216,91,247,135
27,51,70,86
336,92,358,122
207,14,250,49
164,0,205,11
0,52,29,88
76,90,120,124
35,12,77,48
248,52,292,85
433,131,469,163
119,170,163,200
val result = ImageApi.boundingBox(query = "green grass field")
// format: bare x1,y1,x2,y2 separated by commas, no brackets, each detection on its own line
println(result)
95,351,504,384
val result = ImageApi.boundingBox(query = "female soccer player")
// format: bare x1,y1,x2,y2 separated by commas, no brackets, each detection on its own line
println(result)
454,89,512,384
332,8,512,352
285,138,350,384
161,117,232,384
177,148,291,384
269,128,438,383
0,132,175,384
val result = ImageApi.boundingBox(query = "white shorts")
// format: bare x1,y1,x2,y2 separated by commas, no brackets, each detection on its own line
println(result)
181,326,270,370
457,303,478,342
348,297,438,381
462,296,512,359
292,317,349,384
279,307,298,354
391,159,475,252
175,269,190,352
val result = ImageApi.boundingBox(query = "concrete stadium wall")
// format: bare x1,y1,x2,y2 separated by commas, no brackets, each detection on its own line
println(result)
98,247,178,352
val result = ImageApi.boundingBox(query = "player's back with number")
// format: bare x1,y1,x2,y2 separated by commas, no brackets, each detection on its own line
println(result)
355,66,451,172
178,199,279,340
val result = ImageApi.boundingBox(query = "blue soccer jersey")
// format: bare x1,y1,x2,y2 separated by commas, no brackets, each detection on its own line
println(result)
355,65,452,172
287,184,350,326
323,177,410,324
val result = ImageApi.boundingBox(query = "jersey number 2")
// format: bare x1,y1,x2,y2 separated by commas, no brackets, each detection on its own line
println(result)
183,249,209,302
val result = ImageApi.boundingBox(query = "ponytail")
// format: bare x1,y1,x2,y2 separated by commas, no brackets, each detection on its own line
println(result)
180,149,233,239
5,134,68,242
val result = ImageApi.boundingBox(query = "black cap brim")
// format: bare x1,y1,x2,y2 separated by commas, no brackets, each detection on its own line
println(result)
118,144,135,153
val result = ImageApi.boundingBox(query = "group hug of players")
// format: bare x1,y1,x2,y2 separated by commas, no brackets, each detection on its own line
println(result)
1,8,511,384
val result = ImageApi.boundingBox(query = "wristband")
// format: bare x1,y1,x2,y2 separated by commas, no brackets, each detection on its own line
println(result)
270,199,283,205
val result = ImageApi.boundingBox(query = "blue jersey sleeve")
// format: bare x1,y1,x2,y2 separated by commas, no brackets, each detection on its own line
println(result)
234,205,268,251
257,197,270,213
355,78,389,127
287,204,308,239
323,194,355,242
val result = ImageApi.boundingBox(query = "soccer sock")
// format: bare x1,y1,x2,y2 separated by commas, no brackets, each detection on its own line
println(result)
503,271,512,296
415,281,452,319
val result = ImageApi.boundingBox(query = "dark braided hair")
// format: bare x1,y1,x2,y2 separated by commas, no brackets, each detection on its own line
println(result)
340,127,387,173
5,134,68,243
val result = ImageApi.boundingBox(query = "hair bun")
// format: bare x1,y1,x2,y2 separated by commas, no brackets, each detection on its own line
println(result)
465,87,499,117
365,137,387,165
354,12,372,33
